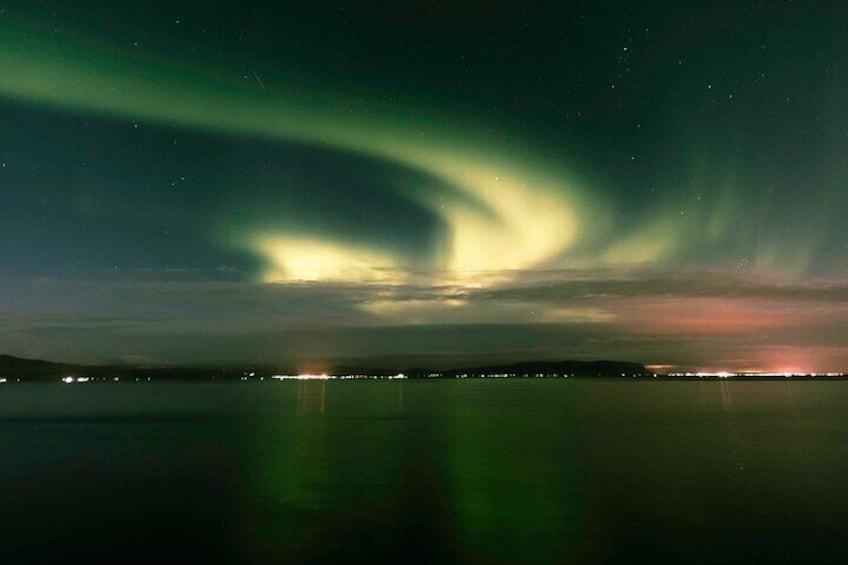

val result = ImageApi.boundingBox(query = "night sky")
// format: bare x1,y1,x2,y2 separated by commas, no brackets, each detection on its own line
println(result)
1,1,847,372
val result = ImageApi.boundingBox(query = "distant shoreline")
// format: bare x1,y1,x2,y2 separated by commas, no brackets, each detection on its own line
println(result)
2,354,846,383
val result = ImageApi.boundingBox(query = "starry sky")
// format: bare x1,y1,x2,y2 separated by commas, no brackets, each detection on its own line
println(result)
1,1,847,372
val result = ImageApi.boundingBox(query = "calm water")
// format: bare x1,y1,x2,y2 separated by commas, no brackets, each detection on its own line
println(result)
2,379,847,564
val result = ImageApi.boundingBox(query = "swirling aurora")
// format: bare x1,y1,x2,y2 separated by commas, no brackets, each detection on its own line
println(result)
1,2,847,372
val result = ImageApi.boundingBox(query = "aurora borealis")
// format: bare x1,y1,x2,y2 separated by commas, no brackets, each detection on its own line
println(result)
1,1,847,372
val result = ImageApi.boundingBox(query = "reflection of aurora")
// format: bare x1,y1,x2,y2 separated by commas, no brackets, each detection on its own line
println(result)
241,380,583,562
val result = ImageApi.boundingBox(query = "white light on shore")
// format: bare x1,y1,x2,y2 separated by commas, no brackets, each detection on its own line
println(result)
271,374,332,380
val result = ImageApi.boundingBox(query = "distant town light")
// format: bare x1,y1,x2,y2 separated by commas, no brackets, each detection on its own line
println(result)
271,373,332,380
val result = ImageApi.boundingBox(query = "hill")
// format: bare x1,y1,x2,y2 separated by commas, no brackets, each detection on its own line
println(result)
0,354,650,381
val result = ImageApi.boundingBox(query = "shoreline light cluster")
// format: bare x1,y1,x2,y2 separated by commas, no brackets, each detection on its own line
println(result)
667,371,845,378
271,373,407,380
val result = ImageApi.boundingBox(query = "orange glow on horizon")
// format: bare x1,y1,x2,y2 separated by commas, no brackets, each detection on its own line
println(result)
619,297,790,335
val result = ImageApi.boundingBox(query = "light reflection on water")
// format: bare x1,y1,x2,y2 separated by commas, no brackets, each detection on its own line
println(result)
1,380,848,563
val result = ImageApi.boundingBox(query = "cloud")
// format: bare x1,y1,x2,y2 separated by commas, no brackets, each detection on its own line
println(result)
474,269,848,303
4,266,848,372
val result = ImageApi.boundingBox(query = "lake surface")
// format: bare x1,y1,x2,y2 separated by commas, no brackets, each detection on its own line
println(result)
2,379,847,563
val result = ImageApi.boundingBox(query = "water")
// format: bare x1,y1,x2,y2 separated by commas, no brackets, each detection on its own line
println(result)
2,379,847,564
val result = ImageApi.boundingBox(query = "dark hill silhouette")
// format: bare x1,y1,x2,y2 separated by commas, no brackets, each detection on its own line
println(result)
0,354,253,381
435,359,650,378
0,353,652,381
0,354,83,380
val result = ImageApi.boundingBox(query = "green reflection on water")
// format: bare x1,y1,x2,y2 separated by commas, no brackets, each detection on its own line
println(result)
242,381,414,556
4,380,848,563
242,380,586,562
440,381,585,562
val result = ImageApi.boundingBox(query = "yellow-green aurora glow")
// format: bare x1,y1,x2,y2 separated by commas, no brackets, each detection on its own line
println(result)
2,19,835,284
0,22,605,283
2,6,847,373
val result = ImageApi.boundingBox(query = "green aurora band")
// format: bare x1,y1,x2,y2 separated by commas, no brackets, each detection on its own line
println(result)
0,21,596,283
2,18,830,283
